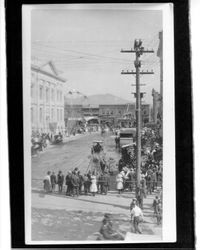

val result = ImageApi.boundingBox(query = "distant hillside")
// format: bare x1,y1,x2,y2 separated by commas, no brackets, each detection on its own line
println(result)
65,93,132,106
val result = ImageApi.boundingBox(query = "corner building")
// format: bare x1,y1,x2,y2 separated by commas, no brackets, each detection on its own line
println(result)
31,61,66,135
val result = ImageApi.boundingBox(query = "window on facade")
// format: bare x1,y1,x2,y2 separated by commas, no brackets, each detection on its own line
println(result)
31,73,35,84
51,108,54,121
60,109,62,121
60,92,62,103
111,110,113,115
31,84,34,99
57,90,59,102
39,86,43,100
118,110,122,115
31,107,34,123
57,109,59,121
40,108,43,123
51,89,55,102
46,88,50,102
106,110,109,115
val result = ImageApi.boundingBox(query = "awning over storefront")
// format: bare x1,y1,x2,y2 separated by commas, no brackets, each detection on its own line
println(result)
67,117,84,121
84,116,99,122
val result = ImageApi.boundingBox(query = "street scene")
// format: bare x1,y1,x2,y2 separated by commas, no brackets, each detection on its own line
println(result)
29,5,163,242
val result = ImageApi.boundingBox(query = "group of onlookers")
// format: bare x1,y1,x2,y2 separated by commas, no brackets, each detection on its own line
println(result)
31,132,64,155
43,168,110,196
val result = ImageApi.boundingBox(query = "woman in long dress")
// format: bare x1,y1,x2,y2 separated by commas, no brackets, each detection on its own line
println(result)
43,171,51,193
116,172,123,194
90,171,98,196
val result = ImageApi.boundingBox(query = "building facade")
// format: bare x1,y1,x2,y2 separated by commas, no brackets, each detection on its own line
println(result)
64,103,150,129
151,30,163,137
82,105,99,117
31,61,66,135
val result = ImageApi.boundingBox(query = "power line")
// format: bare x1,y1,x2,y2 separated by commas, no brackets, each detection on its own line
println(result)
32,43,135,63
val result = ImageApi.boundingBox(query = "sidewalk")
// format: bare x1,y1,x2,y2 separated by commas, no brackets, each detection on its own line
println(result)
31,187,162,241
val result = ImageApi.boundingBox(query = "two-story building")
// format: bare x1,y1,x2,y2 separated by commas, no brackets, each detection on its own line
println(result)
31,61,66,135
99,104,136,127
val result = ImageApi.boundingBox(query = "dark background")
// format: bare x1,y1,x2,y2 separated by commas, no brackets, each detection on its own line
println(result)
6,0,194,249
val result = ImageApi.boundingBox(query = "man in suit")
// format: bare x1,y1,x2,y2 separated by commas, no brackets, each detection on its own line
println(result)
100,172,110,195
50,171,57,192
127,168,135,192
65,171,72,196
57,170,64,193
71,170,79,196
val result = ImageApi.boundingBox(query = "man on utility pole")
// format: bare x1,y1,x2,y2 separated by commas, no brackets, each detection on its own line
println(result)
121,39,154,197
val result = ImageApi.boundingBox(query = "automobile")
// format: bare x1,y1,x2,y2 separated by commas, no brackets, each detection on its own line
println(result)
119,128,136,148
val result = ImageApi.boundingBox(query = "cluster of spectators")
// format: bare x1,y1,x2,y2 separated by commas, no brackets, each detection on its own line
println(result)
43,168,111,197
31,132,64,155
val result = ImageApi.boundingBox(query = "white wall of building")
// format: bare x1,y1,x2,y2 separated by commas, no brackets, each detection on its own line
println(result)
31,64,65,134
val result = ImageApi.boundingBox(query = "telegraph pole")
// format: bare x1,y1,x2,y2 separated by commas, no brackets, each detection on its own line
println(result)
121,39,154,197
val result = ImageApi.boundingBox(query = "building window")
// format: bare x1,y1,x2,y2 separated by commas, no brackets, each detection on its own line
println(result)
111,110,113,115
39,86,43,100
31,84,34,99
40,108,43,123
118,110,122,115
51,108,54,121
60,92,62,103
51,89,55,102
57,90,59,102
46,88,49,103
57,109,59,121
31,107,34,123
60,109,62,121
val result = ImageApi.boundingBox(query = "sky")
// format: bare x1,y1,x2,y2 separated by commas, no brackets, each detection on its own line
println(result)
31,5,162,105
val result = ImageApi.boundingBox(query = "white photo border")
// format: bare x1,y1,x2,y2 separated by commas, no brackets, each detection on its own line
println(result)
23,3,175,244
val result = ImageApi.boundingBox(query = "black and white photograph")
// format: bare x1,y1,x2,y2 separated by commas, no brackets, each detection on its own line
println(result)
22,3,175,244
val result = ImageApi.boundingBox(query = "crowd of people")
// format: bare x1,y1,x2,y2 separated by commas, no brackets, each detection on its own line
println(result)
42,125,162,238
43,168,111,197
31,132,63,155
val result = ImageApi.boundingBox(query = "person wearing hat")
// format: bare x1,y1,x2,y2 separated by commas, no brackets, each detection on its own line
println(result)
43,171,51,193
65,171,72,196
71,170,80,196
152,195,160,215
127,168,135,192
98,213,124,240
130,198,143,234
83,173,90,195
50,171,57,193
102,171,110,195
57,170,64,193
140,174,147,198
116,172,123,194
156,199,162,225
90,171,98,196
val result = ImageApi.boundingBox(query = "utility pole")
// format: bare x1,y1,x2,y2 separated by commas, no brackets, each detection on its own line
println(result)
121,39,154,197
132,92,146,127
